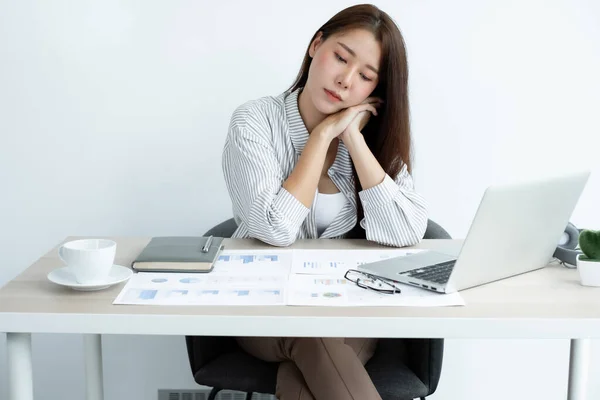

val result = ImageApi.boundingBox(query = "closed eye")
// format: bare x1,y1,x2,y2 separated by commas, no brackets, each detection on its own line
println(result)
334,52,347,63
335,52,373,82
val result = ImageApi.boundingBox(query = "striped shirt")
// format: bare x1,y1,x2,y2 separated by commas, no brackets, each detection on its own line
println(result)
222,88,428,247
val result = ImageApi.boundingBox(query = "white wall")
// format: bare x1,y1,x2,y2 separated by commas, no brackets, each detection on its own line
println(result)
1,0,600,399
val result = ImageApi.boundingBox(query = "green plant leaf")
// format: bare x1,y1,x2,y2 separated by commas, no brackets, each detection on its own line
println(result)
579,230,600,260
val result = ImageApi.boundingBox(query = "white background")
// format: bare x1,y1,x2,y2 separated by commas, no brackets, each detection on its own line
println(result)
2,0,600,399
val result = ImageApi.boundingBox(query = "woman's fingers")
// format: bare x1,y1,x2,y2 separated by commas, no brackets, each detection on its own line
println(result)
354,103,378,116
333,102,380,135
362,96,385,105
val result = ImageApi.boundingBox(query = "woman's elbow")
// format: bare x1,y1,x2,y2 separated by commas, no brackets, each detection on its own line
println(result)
376,232,422,248
247,224,297,247
368,215,428,248
260,234,296,247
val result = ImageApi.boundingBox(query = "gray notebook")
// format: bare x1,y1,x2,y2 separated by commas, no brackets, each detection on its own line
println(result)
131,236,224,273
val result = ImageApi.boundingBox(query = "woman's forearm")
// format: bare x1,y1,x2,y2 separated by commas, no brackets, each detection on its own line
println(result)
282,130,331,208
342,131,386,190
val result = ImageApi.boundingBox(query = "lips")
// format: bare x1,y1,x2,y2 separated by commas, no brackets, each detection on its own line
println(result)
324,89,342,101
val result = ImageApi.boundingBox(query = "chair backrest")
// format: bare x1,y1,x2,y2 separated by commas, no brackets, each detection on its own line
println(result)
423,219,451,239
203,218,238,238
203,218,451,240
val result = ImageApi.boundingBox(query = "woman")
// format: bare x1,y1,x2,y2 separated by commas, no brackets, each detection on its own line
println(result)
222,4,427,400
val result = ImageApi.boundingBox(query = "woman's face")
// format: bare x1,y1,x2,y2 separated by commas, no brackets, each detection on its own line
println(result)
306,28,381,115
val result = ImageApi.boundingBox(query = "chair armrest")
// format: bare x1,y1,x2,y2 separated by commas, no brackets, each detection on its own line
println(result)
405,338,445,394
185,336,239,374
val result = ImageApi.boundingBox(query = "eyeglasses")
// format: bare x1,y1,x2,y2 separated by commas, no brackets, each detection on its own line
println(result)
344,269,402,294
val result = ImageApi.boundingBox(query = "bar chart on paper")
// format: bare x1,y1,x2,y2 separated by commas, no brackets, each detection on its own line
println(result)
217,254,280,264
300,259,344,273
212,250,293,275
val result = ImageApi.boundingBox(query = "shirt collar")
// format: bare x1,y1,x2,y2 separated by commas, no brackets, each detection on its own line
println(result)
284,88,310,154
284,88,353,176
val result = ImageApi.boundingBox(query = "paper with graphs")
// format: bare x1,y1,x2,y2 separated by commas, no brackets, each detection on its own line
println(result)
286,273,465,307
113,248,464,307
290,248,423,276
113,250,291,306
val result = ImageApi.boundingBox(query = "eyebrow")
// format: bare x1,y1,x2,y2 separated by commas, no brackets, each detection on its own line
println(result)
337,41,379,74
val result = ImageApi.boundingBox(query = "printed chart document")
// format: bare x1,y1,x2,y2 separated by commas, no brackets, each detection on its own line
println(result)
288,249,464,306
290,249,424,276
114,248,465,307
286,274,465,307
113,250,291,306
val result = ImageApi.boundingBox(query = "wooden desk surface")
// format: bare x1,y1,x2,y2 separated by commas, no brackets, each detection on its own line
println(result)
1,237,599,338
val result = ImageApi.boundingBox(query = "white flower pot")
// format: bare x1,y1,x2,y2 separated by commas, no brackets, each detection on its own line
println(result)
577,254,600,287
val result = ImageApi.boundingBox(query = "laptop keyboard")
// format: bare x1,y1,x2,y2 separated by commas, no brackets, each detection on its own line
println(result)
401,260,456,284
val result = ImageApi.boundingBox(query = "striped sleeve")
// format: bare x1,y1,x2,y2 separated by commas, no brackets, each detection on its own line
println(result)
222,106,310,247
358,163,428,247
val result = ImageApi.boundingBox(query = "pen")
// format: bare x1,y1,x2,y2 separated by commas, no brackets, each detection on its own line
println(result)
202,235,213,253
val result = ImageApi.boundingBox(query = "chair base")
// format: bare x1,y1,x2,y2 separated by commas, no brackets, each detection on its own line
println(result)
208,387,219,400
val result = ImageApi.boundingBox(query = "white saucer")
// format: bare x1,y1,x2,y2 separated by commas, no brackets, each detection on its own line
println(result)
47,265,133,291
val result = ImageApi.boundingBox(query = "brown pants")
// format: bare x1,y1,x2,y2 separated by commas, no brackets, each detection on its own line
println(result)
235,337,381,400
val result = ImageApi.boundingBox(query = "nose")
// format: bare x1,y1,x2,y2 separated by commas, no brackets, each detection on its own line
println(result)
336,69,352,89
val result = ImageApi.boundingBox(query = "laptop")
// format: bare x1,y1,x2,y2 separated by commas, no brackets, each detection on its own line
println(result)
358,170,591,294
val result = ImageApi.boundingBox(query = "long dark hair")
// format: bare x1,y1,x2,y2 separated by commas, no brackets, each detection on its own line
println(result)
288,4,412,238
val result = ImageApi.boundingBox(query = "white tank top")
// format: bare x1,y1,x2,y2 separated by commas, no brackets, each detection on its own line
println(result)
315,192,348,236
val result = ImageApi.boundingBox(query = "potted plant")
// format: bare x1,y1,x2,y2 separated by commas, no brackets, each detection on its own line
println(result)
577,229,600,286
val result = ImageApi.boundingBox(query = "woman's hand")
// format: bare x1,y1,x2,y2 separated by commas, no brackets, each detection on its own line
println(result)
313,97,383,143
346,109,373,134
340,97,384,145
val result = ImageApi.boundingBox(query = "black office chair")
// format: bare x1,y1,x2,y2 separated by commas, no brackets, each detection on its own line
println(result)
186,218,450,400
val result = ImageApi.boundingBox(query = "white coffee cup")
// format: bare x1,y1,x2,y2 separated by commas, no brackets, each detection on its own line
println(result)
58,239,117,284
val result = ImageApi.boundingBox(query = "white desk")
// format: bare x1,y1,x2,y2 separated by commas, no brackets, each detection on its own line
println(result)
1,237,599,400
